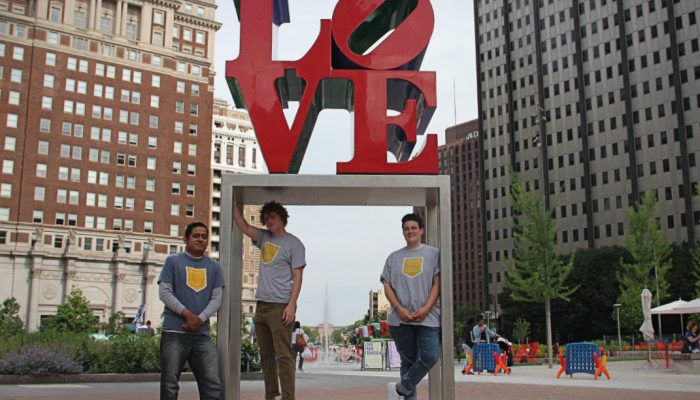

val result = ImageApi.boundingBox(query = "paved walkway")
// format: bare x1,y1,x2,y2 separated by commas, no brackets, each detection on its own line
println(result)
1,360,698,399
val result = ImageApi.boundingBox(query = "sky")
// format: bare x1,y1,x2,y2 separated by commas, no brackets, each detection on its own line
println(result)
213,0,477,326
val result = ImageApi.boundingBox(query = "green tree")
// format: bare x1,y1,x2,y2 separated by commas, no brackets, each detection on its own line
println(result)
691,242,700,298
52,288,99,333
304,327,319,344
617,191,672,333
511,318,531,345
504,170,577,368
452,304,478,345
105,311,128,334
0,297,24,335
331,329,345,344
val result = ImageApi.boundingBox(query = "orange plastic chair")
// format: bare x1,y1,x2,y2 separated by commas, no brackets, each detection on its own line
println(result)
556,352,572,378
593,353,611,380
462,353,474,375
493,351,511,375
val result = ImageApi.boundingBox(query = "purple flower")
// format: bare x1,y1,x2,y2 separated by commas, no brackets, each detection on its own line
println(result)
0,345,82,376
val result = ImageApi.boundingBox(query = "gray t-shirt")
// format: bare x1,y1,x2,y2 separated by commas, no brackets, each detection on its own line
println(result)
158,252,224,335
380,244,440,328
254,229,305,303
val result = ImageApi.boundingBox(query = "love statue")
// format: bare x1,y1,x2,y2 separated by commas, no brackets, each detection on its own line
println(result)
226,0,439,174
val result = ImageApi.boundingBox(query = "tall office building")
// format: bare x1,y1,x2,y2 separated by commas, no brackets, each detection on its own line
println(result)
0,0,220,329
475,0,700,312
439,119,485,311
368,289,389,321
210,98,264,321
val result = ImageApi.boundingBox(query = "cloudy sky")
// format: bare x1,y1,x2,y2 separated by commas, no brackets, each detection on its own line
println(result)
213,0,477,326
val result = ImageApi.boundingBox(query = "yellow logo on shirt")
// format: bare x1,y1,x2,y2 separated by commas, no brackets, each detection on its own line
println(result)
262,242,280,264
186,267,207,292
402,257,424,278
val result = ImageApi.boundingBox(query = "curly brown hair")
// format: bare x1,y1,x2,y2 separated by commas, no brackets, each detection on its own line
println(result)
260,201,289,226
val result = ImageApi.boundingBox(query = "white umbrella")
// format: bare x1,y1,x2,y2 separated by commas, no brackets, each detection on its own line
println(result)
651,298,687,332
640,289,655,336
650,299,688,314
674,298,700,314
640,288,654,363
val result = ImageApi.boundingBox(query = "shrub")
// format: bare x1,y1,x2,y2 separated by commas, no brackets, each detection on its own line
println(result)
241,337,261,372
0,345,82,376
49,288,98,333
0,297,24,336
94,334,160,373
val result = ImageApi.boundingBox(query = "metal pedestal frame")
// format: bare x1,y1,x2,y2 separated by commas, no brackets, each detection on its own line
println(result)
218,174,454,399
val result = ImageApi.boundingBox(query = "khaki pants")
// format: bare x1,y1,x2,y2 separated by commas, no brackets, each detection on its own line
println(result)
254,302,295,400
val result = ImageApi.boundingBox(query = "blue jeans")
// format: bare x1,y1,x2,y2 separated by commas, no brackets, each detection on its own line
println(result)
390,324,441,400
160,332,222,400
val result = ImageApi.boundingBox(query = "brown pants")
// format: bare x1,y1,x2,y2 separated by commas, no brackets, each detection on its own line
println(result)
254,302,295,400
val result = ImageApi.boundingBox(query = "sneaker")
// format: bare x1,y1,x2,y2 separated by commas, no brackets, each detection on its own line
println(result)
387,382,403,400
396,382,410,397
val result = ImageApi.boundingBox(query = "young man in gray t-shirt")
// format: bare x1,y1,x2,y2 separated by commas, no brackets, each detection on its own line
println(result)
382,213,441,400
233,199,305,400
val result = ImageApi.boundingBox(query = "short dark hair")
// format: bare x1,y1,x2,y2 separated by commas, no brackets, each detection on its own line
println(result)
401,213,423,229
261,201,289,226
184,221,208,238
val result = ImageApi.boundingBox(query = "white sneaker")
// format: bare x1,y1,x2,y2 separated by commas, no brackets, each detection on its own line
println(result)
387,382,404,400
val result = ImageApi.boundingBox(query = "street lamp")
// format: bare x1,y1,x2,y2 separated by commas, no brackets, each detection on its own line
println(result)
613,303,622,356
532,106,550,208
483,310,493,342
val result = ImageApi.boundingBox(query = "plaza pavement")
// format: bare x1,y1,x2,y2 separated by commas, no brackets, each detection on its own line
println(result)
0,360,698,399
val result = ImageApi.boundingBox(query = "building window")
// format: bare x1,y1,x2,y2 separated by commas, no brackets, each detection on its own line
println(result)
8,91,20,105
49,3,63,22
74,7,87,28
125,16,139,40
0,183,11,198
34,186,45,201
10,68,21,83
12,46,23,61
36,163,47,177
5,111,18,127
38,141,49,155
195,31,205,44
41,96,53,110
4,136,15,151
153,10,165,25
